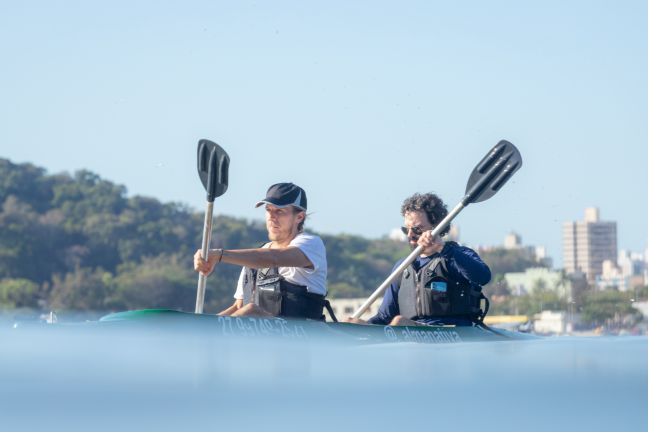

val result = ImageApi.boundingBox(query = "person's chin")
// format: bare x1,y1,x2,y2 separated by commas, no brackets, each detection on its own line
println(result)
269,230,286,240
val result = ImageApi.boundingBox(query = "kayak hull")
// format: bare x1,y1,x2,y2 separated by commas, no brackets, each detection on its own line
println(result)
99,309,536,344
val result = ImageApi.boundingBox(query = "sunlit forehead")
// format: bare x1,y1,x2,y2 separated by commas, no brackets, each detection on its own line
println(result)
265,204,291,217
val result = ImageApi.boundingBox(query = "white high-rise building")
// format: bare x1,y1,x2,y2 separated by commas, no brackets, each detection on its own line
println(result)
501,232,552,268
504,232,522,249
563,207,617,283
598,250,647,292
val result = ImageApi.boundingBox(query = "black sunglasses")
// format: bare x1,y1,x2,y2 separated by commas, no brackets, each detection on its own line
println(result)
401,226,427,236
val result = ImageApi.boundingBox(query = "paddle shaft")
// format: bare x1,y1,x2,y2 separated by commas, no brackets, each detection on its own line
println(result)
351,201,466,319
195,201,214,314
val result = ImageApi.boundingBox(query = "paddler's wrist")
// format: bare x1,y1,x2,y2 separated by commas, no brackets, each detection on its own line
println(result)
209,248,225,263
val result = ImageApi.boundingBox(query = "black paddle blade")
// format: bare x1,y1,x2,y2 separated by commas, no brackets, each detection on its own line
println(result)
197,139,230,202
462,140,522,205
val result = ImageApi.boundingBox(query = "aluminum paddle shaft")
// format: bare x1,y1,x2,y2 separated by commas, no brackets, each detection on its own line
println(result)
195,201,214,314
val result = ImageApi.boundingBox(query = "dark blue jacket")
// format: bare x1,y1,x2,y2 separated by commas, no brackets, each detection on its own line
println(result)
367,242,491,325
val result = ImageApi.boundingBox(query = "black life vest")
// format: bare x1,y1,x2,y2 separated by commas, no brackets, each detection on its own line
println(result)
397,255,487,322
241,266,334,321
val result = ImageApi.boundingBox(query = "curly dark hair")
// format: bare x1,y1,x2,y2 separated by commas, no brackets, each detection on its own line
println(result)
400,193,450,237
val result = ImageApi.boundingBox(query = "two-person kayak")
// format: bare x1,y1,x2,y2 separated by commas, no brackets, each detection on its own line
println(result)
99,309,536,345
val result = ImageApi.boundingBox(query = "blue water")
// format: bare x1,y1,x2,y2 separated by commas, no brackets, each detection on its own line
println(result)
1,320,646,431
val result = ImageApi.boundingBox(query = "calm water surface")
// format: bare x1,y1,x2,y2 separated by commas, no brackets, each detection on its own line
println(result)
1,317,646,432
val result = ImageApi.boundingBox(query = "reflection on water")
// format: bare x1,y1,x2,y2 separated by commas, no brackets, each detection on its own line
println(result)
1,315,647,432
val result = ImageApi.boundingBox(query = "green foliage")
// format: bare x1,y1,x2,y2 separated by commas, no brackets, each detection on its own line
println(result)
52,170,128,232
49,267,114,311
111,255,198,311
480,247,546,276
327,282,367,299
636,285,648,300
485,274,511,296
0,158,207,311
322,234,409,298
580,290,642,325
0,196,72,283
489,286,566,316
0,159,52,212
0,278,40,308
490,287,644,329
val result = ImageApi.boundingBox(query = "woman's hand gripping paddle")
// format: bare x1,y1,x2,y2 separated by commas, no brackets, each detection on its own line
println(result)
351,140,522,319
195,139,230,314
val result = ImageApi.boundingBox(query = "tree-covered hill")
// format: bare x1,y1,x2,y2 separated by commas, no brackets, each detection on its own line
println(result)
0,158,411,312
1,157,544,314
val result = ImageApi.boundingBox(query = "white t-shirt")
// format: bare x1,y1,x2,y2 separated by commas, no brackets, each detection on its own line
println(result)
233,232,327,299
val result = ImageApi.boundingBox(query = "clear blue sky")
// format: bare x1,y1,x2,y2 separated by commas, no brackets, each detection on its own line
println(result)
2,1,647,267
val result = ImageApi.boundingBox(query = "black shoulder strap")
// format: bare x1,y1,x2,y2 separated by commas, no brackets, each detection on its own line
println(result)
480,293,490,319
324,300,338,322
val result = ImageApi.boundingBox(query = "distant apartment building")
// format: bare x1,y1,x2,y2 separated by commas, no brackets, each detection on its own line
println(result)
597,250,646,292
504,267,570,297
503,231,552,268
504,232,522,249
563,207,617,283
